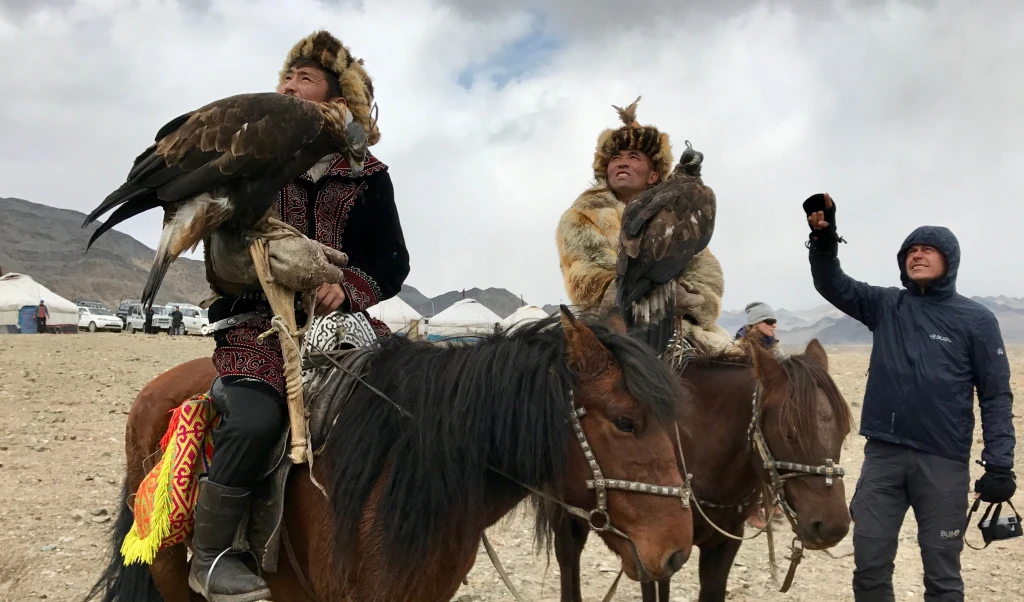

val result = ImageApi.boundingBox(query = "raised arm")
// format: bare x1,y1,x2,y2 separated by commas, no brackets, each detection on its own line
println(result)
805,193,889,330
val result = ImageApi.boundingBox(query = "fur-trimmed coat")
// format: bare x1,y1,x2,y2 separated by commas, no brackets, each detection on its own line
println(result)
556,184,734,352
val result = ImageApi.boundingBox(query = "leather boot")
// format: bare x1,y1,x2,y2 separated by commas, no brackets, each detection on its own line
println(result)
188,479,272,602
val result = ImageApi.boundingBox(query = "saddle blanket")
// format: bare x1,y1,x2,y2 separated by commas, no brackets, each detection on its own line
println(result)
121,310,377,569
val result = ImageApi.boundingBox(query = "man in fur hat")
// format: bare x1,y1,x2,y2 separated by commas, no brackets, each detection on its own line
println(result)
192,31,410,602
555,98,733,351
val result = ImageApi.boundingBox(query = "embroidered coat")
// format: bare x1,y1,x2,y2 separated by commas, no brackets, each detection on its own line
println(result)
209,153,410,395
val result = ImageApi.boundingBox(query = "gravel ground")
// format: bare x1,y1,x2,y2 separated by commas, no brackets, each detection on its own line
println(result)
0,334,1021,602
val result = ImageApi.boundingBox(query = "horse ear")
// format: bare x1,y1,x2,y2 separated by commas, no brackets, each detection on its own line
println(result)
750,342,786,392
606,305,628,335
561,305,613,375
804,338,829,371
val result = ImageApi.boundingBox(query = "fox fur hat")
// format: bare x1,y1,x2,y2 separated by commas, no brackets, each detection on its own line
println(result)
592,96,673,184
278,30,380,146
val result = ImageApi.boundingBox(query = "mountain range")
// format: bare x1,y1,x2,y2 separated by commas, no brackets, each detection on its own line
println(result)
3,197,1023,343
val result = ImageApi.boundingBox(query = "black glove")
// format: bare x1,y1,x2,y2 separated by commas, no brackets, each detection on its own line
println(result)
803,193,844,254
975,462,1017,503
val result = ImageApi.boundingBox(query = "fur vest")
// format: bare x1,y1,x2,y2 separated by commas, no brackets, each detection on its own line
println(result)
556,185,735,352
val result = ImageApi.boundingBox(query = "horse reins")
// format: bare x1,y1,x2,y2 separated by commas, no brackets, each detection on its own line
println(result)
300,341,692,601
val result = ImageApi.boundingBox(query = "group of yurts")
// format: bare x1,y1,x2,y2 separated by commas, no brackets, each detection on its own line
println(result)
80,27,1015,602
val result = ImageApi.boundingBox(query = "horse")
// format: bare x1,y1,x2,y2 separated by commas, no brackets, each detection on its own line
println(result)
88,309,696,602
554,338,853,602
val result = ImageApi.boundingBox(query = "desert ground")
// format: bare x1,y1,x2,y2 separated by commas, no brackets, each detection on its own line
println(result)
0,334,1021,602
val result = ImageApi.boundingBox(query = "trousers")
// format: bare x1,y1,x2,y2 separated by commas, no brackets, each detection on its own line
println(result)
207,376,287,488
851,439,970,601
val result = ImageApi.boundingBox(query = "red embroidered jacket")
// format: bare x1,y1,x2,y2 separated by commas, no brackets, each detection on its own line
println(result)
208,153,410,396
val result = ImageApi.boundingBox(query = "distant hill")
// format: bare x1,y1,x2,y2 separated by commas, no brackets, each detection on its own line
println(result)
0,197,210,309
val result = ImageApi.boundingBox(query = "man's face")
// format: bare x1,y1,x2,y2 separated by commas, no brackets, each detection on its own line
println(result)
278,64,340,104
905,244,947,284
606,149,658,197
754,319,776,338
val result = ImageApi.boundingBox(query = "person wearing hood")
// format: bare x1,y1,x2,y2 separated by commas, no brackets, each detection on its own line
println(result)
805,193,1015,602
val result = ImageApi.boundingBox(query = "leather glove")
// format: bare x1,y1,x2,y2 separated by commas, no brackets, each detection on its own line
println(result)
268,235,348,292
975,462,1017,504
675,281,705,312
803,193,843,254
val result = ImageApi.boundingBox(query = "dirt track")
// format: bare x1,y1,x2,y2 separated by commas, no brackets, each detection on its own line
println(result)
0,334,1021,602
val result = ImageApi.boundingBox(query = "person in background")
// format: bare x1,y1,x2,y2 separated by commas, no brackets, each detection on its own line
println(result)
144,306,154,334
35,300,49,334
734,301,780,351
170,306,183,336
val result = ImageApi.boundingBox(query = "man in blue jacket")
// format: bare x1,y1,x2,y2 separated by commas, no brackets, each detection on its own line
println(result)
805,193,1015,602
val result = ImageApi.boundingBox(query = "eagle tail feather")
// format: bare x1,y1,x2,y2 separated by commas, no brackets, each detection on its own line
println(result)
86,196,162,250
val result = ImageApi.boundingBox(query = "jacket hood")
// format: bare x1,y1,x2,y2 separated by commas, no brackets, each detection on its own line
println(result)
897,225,960,296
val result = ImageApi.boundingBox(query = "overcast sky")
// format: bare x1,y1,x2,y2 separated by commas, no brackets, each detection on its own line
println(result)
2,0,1021,310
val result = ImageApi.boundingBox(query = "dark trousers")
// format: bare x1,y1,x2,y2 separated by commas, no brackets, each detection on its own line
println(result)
851,439,970,602
36,317,46,333
207,377,286,488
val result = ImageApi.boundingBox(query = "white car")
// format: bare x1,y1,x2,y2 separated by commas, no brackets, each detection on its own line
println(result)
165,305,210,335
78,306,124,332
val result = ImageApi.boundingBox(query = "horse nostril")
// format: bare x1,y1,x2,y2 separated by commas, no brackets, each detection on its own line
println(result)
811,520,826,539
665,550,686,573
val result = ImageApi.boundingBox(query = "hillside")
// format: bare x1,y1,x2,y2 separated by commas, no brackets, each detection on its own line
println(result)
0,197,210,309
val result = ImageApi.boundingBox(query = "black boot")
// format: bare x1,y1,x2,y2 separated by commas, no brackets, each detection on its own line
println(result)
188,479,272,602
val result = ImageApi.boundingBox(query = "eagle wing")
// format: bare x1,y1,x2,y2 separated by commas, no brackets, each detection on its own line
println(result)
83,92,329,307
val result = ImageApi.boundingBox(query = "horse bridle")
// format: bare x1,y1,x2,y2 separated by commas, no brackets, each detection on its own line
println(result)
747,385,845,528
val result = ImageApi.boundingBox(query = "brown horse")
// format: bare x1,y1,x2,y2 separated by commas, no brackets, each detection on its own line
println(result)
554,338,853,602
88,310,695,602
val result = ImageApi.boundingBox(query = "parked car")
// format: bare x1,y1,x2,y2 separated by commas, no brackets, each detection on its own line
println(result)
78,305,123,332
124,303,172,333
116,299,140,329
164,304,210,335
74,299,110,312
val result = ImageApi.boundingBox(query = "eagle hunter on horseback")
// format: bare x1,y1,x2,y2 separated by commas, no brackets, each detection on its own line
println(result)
84,31,697,602
554,98,854,602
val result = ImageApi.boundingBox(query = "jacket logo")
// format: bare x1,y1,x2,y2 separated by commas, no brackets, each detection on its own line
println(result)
998,348,1005,355
930,334,953,343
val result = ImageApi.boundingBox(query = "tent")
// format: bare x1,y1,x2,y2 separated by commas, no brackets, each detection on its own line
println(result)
367,296,422,336
501,305,551,331
425,299,502,341
0,273,80,333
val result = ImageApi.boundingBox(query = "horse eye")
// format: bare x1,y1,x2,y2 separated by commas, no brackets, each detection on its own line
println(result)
613,417,635,433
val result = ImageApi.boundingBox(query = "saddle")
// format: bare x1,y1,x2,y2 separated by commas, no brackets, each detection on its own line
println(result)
217,311,379,573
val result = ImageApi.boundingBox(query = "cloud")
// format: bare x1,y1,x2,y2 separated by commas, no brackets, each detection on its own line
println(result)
1,0,1020,313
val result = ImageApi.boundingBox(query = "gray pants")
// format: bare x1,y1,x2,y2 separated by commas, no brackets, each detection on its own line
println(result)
851,439,970,601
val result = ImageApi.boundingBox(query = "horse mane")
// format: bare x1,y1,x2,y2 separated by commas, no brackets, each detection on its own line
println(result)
776,353,853,454
321,314,684,586
675,335,851,453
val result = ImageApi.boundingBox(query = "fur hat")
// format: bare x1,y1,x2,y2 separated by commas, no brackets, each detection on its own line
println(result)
592,96,673,184
278,30,380,146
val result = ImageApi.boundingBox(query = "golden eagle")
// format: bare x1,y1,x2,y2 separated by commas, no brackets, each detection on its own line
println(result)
82,92,369,308
615,140,717,353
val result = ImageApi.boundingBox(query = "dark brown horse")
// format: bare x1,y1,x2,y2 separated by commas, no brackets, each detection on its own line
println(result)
554,338,853,602
89,310,695,602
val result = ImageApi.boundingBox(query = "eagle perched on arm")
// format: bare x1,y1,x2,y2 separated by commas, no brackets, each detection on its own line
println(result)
82,92,369,308
615,140,717,354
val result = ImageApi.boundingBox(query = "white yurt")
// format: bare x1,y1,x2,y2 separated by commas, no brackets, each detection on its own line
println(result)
367,296,422,336
0,273,80,333
425,299,502,341
500,305,551,331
